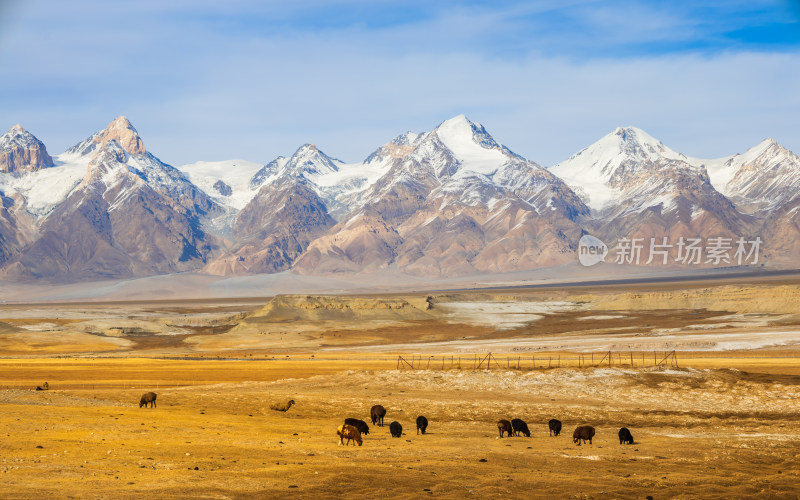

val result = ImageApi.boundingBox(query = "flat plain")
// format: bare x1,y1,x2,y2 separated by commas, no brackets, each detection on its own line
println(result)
1,276,799,499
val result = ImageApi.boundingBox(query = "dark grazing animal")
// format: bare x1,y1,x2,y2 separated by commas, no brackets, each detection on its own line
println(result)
573,425,595,445
371,405,386,426
416,415,428,435
139,392,157,408
511,418,531,437
337,424,363,446
549,419,562,437
618,427,634,444
389,421,403,437
344,418,370,435
270,399,295,412
497,419,513,438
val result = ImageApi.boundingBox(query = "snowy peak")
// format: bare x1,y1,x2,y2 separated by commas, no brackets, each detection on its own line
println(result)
432,115,511,176
65,115,146,159
248,144,339,191
102,116,145,156
549,126,695,210
391,131,420,147
594,126,685,164
248,157,287,190
738,138,783,163
284,143,339,178
706,138,800,208
363,131,420,165
0,124,54,172
436,114,502,150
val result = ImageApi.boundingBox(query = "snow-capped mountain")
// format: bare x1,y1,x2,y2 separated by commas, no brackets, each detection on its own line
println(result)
0,124,54,173
248,143,390,219
549,127,691,211
549,127,752,251
294,115,588,276
703,139,800,213
0,115,797,282
1,117,217,280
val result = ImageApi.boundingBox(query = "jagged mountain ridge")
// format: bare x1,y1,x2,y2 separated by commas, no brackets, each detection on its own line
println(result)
293,115,590,276
0,117,219,280
0,115,797,281
550,127,757,252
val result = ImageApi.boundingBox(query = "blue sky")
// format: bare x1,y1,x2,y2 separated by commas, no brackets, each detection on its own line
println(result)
0,0,798,166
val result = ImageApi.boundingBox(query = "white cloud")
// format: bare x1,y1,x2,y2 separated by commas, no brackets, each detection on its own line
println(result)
0,1,798,166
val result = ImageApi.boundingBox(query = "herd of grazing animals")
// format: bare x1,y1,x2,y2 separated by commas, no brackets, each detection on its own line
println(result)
132,392,634,448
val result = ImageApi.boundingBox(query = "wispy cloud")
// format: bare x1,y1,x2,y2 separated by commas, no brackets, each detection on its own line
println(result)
0,1,798,165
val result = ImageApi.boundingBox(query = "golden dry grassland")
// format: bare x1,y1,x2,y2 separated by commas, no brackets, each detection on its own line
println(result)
1,279,799,498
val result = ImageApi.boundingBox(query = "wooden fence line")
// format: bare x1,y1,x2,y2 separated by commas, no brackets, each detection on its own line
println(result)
397,351,678,371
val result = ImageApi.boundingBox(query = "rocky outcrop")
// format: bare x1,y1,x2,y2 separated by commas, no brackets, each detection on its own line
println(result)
66,116,145,158
248,294,435,321
0,125,54,173
573,284,800,314
0,192,25,266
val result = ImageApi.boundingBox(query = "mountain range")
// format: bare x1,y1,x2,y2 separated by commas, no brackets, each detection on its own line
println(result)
0,115,796,282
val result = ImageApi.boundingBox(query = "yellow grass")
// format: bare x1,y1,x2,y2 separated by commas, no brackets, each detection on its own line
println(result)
1,281,800,498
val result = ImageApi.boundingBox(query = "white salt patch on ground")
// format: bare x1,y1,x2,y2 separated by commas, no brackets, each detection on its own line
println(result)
437,301,581,329
577,315,627,321
17,323,61,331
